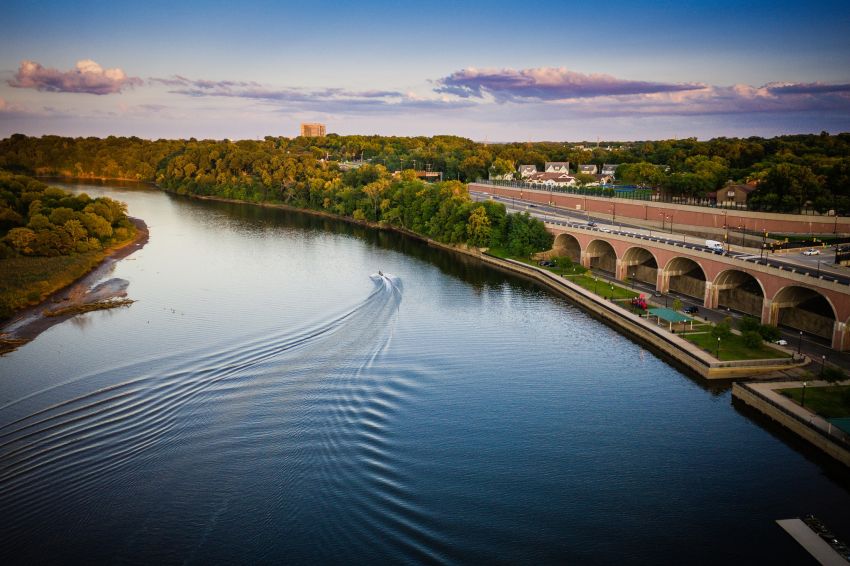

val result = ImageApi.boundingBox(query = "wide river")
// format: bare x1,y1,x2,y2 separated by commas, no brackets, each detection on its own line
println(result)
1,182,848,564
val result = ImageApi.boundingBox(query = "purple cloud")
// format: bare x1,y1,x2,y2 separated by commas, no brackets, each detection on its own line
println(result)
434,67,704,101
149,75,262,89
765,82,850,95
158,78,469,115
9,59,143,95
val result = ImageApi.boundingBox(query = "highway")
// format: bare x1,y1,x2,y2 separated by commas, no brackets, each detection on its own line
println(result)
470,190,850,287
470,189,850,368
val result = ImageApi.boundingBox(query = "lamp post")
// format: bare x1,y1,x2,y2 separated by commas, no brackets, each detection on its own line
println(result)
821,354,826,377
669,214,674,234
660,212,665,232
631,271,636,289
716,336,721,358
797,330,803,354
594,276,599,295
610,284,614,301
801,381,807,407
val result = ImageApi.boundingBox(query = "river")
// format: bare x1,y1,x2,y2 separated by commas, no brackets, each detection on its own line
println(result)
1,182,848,565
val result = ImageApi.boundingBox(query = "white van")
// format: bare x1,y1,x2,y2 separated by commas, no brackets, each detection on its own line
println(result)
705,240,725,253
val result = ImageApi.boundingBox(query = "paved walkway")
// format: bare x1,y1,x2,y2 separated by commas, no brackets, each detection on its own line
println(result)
745,381,850,445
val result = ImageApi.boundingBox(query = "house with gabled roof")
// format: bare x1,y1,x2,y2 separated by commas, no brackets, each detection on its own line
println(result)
579,164,598,175
527,172,576,187
518,164,538,178
708,182,758,207
601,164,619,177
544,161,569,174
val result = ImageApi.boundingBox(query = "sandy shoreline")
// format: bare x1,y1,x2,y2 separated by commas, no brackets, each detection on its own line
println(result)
0,217,149,354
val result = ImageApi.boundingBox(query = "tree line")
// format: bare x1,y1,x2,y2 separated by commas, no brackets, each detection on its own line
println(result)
0,171,135,258
1,131,848,214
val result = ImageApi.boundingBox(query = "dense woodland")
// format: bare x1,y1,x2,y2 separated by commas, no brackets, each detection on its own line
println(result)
0,171,135,258
0,132,848,215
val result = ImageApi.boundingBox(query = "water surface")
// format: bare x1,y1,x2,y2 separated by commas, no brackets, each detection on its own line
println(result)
1,183,848,564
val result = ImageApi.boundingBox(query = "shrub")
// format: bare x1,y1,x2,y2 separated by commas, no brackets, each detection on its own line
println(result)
822,366,846,384
757,324,781,342
738,317,760,333
741,330,763,349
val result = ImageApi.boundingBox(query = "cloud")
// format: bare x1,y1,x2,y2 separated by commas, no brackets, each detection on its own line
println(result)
434,67,704,101
9,59,143,95
764,82,850,95
157,76,469,115
149,75,261,89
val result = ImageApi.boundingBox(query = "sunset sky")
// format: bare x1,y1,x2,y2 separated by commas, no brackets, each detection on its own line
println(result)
2,0,850,141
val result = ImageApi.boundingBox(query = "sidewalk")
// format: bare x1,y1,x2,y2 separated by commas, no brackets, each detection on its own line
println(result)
743,381,850,445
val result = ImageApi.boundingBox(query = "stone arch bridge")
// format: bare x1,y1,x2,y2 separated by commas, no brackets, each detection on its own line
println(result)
548,224,850,351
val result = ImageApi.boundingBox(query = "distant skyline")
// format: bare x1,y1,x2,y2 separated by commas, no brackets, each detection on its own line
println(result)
2,0,850,141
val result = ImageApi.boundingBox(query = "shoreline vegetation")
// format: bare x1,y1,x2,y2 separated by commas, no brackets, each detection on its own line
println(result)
1,170,799,376
0,142,808,376
0,171,149,353
0,217,148,354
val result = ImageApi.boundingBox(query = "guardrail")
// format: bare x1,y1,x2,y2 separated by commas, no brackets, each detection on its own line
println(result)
736,382,850,449
543,219,850,287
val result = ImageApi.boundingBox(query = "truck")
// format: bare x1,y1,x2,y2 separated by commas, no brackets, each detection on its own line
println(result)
705,240,725,254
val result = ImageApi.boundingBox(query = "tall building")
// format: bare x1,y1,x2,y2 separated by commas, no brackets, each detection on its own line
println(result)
300,123,326,137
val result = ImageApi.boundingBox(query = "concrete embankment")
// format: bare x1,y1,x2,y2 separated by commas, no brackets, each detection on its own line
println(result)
184,191,803,379
459,252,803,379
732,382,850,467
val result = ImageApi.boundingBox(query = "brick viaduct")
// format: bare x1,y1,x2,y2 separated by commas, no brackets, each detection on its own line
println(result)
469,183,850,236
547,224,850,351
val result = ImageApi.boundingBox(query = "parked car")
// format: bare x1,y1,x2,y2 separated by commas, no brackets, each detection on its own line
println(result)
802,248,820,255
683,306,699,315
774,339,788,346
586,221,597,227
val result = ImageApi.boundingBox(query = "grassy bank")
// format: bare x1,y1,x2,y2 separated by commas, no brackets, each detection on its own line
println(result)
780,385,850,418
0,252,109,317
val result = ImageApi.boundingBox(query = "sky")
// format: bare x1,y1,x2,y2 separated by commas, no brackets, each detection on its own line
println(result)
2,0,850,141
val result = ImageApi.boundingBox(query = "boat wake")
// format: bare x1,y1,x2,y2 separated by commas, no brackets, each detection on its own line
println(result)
0,273,447,563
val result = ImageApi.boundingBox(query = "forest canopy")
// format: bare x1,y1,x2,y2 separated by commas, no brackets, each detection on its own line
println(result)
0,171,135,258
1,131,848,217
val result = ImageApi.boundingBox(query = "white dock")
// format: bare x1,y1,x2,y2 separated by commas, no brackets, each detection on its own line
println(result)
776,519,847,565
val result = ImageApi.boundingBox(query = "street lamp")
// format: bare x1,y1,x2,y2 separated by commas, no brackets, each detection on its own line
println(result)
716,336,721,358
798,330,803,354
631,271,636,289
669,214,674,234
660,212,665,232
821,354,826,377
594,276,599,295
801,381,807,407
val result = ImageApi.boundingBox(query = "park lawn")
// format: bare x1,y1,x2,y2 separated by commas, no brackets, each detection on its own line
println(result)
780,385,850,419
567,274,639,300
487,249,587,276
683,331,791,361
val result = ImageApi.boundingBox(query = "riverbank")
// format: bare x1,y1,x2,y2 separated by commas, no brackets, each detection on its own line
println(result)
732,381,850,467
178,192,808,380
0,217,149,354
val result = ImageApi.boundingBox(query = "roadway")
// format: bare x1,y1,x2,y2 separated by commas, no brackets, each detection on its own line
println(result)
470,189,850,370
470,190,850,286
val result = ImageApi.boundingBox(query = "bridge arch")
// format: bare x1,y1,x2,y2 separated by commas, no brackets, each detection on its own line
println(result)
622,246,659,289
585,239,617,274
770,285,837,340
662,256,707,301
713,269,765,317
553,233,581,262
